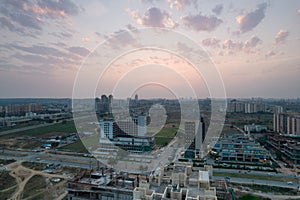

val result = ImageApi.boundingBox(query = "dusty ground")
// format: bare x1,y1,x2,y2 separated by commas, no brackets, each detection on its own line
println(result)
0,138,42,150
2,161,68,200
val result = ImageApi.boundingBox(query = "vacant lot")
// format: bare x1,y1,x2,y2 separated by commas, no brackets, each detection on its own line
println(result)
225,113,273,129
22,161,47,171
0,121,77,150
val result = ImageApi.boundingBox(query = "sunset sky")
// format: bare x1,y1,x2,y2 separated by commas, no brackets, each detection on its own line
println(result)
0,0,299,98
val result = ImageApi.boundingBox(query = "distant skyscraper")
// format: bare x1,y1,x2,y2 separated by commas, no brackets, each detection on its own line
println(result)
95,94,113,114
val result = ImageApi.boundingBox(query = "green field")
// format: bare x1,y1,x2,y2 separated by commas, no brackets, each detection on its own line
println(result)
22,175,47,199
0,171,17,200
155,126,178,146
1,121,77,138
225,113,273,130
59,134,99,153
155,137,173,146
155,126,178,138
59,140,88,153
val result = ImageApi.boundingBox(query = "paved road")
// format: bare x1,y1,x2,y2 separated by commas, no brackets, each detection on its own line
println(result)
212,176,300,189
213,168,298,179
0,149,95,169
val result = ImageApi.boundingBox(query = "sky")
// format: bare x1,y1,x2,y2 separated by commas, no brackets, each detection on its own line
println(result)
0,0,299,99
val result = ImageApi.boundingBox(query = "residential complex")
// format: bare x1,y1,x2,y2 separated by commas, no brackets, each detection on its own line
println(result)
227,100,267,113
212,134,268,163
0,103,42,116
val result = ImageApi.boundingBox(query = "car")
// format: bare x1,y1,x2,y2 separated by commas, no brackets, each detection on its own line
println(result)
287,182,293,185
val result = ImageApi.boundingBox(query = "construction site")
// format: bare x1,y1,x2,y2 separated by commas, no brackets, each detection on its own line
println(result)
67,162,232,200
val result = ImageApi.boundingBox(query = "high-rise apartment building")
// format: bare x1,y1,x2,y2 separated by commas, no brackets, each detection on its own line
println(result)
4,103,42,116
273,113,300,136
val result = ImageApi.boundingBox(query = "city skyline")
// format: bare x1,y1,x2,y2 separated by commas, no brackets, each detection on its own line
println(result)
0,0,299,98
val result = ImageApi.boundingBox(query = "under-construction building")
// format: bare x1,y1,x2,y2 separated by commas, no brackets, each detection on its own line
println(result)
67,163,230,200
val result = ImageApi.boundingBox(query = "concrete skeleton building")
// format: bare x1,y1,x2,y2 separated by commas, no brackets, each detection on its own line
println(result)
267,134,300,166
67,163,230,200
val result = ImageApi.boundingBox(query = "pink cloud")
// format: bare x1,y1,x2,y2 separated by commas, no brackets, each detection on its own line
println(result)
236,3,267,33
168,0,197,10
275,30,289,44
201,37,220,48
182,13,222,32
129,7,178,28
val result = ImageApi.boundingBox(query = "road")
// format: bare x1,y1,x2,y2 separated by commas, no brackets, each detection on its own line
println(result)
213,176,300,189
1,149,299,190
213,168,298,179
0,149,95,169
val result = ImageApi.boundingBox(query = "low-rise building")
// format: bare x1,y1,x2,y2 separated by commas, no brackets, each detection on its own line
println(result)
67,164,230,200
244,124,267,133
213,134,268,163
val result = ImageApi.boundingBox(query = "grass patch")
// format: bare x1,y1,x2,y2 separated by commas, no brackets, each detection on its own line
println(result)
240,194,268,200
0,158,16,165
155,126,178,146
1,121,77,138
155,137,173,146
0,171,16,190
22,161,47,171
59,140,88,153
22,175,46,199
155,126,178,138
233,183,298,196
61,166,82,175
0,186,17,200
214,172,298,182
226,113,273,129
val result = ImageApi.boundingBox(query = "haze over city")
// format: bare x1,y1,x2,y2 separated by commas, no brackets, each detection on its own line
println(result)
0,0,299,98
